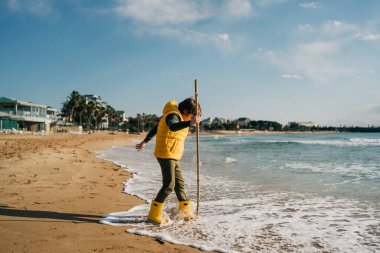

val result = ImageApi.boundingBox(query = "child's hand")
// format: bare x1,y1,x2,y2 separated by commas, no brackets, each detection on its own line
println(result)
136,141,146,151
190,115,201,126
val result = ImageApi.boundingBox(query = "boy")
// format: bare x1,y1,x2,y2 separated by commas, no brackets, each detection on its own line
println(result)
135,98,201,224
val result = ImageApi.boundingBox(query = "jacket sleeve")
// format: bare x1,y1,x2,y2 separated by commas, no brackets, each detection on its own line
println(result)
166,113,191,132
143,124,158,143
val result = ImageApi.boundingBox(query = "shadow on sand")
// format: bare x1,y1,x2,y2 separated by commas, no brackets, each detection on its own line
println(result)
0,206,101,223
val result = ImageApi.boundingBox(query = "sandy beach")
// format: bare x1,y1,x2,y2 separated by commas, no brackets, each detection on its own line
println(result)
0,132,211,253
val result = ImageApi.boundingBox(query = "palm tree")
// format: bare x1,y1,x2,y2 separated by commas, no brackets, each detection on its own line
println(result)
86,100,97,131
146,114,158,131
136,113,141,133
62,92,121,131
106,105,116,129
78,98,88,127
141,113,146,132
66,91,83,123
95,104,107,129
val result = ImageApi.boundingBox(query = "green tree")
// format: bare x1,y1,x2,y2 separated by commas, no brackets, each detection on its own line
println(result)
77,97,88,126
106,105,116,128
95,104,107,129
86,100,97,131
67,91,83,123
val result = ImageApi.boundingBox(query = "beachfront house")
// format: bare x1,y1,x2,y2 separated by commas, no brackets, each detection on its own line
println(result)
107,110,128,130
116,110,127,123
0,97,58,132
236,117,251,129
212,117,227,126
200,118,213,127
83,94,109,129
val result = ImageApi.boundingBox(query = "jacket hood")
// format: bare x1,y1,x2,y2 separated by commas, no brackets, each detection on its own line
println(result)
162,100,179,114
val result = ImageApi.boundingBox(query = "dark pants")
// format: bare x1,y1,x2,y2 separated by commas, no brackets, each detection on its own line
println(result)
154,158,187,203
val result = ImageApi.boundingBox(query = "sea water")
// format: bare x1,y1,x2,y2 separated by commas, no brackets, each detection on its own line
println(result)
99,133,380,253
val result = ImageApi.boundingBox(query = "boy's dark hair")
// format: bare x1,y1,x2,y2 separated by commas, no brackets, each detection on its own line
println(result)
178,97,202,116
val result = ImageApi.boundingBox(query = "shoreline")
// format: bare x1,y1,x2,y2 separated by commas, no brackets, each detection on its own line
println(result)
0,132,212,253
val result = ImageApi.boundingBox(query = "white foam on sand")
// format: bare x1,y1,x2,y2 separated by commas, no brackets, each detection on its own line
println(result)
126,229,229,253
99,145,380,253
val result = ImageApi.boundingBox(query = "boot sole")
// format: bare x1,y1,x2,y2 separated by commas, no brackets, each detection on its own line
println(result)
147,219,161,225
147,218,170,225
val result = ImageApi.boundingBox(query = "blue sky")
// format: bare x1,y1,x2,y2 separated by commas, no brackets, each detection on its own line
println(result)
1,0,380,126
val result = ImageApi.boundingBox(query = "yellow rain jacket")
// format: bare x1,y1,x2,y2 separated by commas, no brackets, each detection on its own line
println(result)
154,100,189,160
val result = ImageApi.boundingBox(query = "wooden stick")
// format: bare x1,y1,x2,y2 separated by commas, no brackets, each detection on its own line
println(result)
195,79,200,215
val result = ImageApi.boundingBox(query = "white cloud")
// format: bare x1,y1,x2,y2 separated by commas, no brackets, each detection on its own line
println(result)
322,20,357,34
324,20,344,29
114,0,254,25
297,24,314,33
112,0,245,51
190,31,234,51
355,33,380,41
296,20,361,40
298,41,339,54
299,2,320,9
114,0,208,26
258,16,380,84
143,25,235,52
293,42,350,82
180,30,232,45
256,0,286,7
297,19,379,44
281,74,302,79
221,0,253,18
254,41,350,83
254,48,281,65
7,0,57,17
217,33,231,43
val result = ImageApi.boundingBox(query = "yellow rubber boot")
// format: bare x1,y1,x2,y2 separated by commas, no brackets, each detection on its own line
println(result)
179,200,197,221
147,200,168,224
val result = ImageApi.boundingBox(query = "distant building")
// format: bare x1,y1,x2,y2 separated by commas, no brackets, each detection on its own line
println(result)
116,110,127,123
47,107,59,121
200,118,213,127
236,117,251,128
212,117,227,126
83,94,104,105
0,97,58,132
83,94,109,129
289,121,316,127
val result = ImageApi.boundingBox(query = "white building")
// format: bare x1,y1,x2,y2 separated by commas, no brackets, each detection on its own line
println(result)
200,117,213,127
0,97,58,132
212,117,227,126
83,94,109,129
236,117,251,128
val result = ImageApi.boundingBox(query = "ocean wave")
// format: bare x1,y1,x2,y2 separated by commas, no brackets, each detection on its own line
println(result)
262,138,380,147
349,138,380,146
282,162,380,180
224,157,237,164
